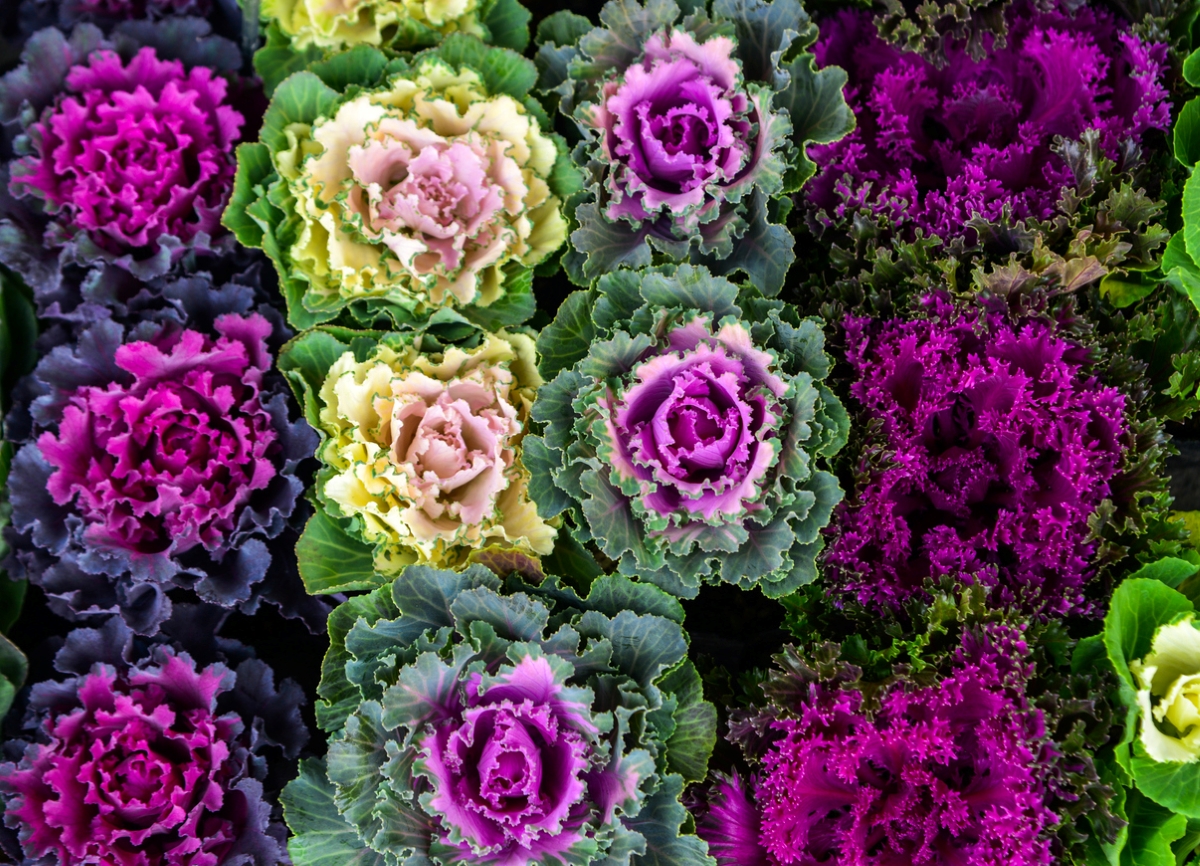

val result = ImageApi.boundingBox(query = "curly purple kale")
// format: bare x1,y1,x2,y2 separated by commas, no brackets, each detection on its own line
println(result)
824,295,1128,616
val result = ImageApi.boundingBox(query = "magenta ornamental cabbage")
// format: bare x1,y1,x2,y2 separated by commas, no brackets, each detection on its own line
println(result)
0,641,303,866
283,566,716,866
0,23,244,288
805,2,1169,242
825,295,1128,616
5,280,316,635
696,627,1058,866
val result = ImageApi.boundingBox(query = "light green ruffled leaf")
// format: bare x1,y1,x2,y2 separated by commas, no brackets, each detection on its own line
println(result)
283,758,387,866
479,0,532,52
317,583,401,732
449,588,550,641
296,510,385,595
223,142,273,248
577,608,687,689
328,701,393,836
640,265,740,319
1121,788,1189,866
252,20,325,98
425,33,537,100
278,328,351,430
259,70,341,155
1176,99,1200,168
570,202,655,283
659,661,716,783
391,565,501,641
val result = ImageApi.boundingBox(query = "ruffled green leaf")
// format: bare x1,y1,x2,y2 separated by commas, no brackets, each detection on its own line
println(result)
659,662,717,783
424,33,537,100
0,634,26,722
479,0,532,51
296,511,385,596
624,776,717,866
537,293,598,380
318,585,401,732
283,759,387,866
253,20,325,97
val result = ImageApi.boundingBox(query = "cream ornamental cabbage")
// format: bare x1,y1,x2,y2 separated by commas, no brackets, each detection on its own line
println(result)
316,331,554,572
1131,617,1200,762
281,60,563,314
224,40,575,331
263,0,484,51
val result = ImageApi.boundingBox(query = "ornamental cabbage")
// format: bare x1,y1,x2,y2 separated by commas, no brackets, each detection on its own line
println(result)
278,319,553,591
825,294,1128,617
1130,617,1200,762
225,38,574,332
4,278,316,635
805,3,1170,243
526,264,847,598
282,564,717,866
696,625,1059,866
0,616,308,866
0,22,245,289
535,0,853,293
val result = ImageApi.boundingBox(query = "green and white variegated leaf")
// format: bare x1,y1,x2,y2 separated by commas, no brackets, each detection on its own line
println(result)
526,264,846,597
300,565,717,866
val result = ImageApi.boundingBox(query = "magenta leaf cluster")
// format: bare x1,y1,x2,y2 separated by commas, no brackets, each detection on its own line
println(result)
5,281,316,635
697,626,1057,866
825,295,1128,616
0,647,291,866
805,2,1170,241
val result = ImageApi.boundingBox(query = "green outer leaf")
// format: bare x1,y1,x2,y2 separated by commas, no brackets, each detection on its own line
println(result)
317,584,400,732
524,435,575,519
0,579,26,634
1129,558,1200,589
278,328,352,429
307,45,390,93
713,0,809,85
259,71,341,155
540,533,606,590
659,661,716,783
577,608,687,689
480,0,532,52
536,291,596,380
0,634,26,721
283,758,386,866
1185,49,1200,89
1122,788,1189,866
776,52,854,189
222,142,273,248
625,775,716,866
1131,748,1200,820
570,202,654,282
253,20,324,97
424,33,537,100
1176,99,1200,168
696,190,794,296
296,511,385,595
1183,172,1200,269
1105,578,1195,690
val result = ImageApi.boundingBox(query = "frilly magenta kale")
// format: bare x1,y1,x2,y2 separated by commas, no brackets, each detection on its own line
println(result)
224,37,576,332
804,2,1169,247
277,315,555,592
282,564,717,866
4,276,318,636
0,615,308,866
694,624,1060,866
535,0,854,295
0,20,248,292
526,264,847,599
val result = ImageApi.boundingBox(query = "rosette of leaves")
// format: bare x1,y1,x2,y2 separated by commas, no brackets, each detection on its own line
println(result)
3,275,319,635
0,19,249,293
0,613,310,866
525,264,847,599
252,0,532,96
283,563,717,866
277,312,557,593
534,0,854,294
225,37,578,332
1096,557,1200,865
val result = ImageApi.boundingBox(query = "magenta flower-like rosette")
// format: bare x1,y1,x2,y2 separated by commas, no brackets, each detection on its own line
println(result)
282,565,716,866
5,281,316,635
695,625,1060,866
526,265,847,598
0,21,244,292
825,294,1129,617
804,2,1169,244
0,630,307,866
535,0,854,293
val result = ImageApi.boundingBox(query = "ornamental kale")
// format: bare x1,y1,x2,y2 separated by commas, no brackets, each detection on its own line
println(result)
527,264,847,598
695,626,1059,866
5,277,316,635
277,316,553,593
0,616,308,866
825,293,1129,617
805,2,1170,245
0,21,245,291
225,37,575,332
283,564,717,866
535,0,854,294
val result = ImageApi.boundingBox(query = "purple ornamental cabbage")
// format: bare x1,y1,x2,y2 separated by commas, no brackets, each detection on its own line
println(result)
805,3,1170,242
5,279,317,636
284,565,716,866
696,626,1057,866
527,265,847,598
0,617,308,866
0,22,244,290
536,0,854,293
825,295,1127,617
